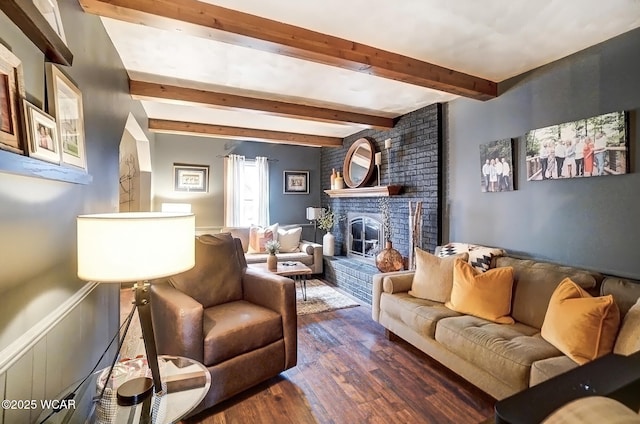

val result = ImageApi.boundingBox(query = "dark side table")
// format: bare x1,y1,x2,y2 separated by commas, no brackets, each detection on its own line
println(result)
494,352,640,424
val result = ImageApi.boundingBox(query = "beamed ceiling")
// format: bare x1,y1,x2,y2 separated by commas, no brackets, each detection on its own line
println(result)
80,0,640,147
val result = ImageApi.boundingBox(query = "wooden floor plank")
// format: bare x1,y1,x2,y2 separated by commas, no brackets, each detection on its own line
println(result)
185,305,495,424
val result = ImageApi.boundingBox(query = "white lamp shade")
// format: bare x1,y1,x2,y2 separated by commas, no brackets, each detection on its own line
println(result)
77,212,195,283
306,207,321,220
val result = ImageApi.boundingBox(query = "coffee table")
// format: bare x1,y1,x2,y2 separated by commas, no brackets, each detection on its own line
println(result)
249,261,313,300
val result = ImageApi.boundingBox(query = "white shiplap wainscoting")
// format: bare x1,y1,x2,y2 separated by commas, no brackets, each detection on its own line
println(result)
0,282,119,424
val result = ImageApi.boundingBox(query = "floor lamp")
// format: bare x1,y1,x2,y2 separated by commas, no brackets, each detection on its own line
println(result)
77,212,195,405
306,207,321,242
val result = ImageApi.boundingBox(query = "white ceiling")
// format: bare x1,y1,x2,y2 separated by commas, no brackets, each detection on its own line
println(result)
99,0,640,142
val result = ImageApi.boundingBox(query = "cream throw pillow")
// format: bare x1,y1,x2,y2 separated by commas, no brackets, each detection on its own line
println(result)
445,259,515,324
614,297,640,356
409,248,469,303
277,227,302,253
247,223,278,253
541,278,620,365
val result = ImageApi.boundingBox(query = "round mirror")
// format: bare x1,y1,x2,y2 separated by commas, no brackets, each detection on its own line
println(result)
343,138,375,188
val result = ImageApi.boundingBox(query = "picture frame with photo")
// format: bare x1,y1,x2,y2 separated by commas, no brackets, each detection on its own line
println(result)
0,42,26,154
525,111,629,181
174,164,209,192
46,63,86,170
479,139,515,193
23,100,60,164
283,170,309,194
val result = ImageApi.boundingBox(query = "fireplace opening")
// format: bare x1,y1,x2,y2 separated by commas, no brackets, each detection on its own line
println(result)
347,213,384,260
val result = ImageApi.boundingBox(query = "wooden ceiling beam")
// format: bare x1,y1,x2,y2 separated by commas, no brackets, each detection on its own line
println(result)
148,119,343,148
80,0,497,100
130,80,394,128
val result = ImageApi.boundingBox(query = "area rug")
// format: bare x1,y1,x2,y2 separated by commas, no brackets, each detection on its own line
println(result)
296,279,360,315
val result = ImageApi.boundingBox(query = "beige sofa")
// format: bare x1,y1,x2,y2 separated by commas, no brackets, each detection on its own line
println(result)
221,225,323,274
372,255,640,400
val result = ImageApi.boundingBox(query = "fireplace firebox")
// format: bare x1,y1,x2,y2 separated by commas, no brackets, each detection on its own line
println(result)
347,213,384,260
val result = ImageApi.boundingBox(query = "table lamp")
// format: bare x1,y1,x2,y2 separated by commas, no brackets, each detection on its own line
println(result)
77,212,195,405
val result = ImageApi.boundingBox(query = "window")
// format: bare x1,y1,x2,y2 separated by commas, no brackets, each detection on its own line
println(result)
240,160,258,226
224,155,269,227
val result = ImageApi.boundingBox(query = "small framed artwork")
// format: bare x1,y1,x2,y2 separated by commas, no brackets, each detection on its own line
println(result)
0,42,26,154
31,0,67,45
479,138,515,193
23,100,60,164
174,163,209,192
283,170,309,194
46,63,86,170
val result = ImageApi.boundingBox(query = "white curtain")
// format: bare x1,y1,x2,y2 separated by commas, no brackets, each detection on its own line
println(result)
255,156,270,226
224,154,245,226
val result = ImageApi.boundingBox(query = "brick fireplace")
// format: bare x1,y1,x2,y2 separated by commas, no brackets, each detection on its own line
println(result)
320,104,443,304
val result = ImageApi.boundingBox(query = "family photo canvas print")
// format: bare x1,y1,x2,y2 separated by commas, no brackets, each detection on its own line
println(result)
480,139,514,193
525,111,628,181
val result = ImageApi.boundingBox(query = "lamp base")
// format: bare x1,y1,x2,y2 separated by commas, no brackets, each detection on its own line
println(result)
117,377,154,406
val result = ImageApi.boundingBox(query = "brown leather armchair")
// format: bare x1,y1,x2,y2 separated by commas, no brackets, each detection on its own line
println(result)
150,233,297,415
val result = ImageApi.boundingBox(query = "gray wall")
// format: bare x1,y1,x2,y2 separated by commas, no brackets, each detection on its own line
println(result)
0,0,151,415
447,27,640,279
152,134,322,232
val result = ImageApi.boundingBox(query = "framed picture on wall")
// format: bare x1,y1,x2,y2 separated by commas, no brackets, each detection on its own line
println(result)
0,43,25,154
283,170,309,194
479,139,515,193
174,163,209,192
525,111,629,181
46,63,86,170
23,100,60,164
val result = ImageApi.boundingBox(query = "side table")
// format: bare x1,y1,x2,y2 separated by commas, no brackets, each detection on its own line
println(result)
39,355,210,423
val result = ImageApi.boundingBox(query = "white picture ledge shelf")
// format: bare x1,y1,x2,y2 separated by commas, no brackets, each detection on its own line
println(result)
324,185,402,198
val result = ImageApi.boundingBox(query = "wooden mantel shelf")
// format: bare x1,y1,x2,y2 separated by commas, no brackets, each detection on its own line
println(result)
324,185,402,198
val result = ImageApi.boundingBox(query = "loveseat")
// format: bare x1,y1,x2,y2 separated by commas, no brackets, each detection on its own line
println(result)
372,248,640,400
221,224,323,274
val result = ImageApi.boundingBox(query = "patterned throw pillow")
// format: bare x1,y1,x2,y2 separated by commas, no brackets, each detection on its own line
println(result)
248,223,278,253
437,242,505,273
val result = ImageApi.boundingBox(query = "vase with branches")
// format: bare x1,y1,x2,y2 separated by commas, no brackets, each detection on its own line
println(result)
375,198,403,272
318,207,341,256
265,240,280,271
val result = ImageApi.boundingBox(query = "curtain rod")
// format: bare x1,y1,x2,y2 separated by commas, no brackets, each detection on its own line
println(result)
217,155,279,162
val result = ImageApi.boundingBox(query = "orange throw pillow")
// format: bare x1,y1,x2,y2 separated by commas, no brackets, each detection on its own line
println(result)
541,278,620,365
445,259,515,324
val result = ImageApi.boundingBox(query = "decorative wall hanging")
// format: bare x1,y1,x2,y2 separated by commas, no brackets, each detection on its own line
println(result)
525,111,628,181
283,170,309,194
46,64,87,170
480,138,515,192
174,163,209,192
0,43,25,154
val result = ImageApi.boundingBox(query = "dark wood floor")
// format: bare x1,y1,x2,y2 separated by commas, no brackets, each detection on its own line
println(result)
185,305,495,424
